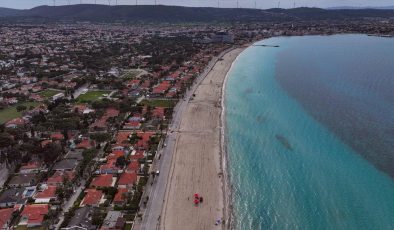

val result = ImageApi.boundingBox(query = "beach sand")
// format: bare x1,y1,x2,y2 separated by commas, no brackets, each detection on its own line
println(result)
161,47,245,230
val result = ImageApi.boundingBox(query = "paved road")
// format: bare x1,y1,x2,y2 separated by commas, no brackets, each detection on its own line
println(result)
139,47,235,230
55,179,86,230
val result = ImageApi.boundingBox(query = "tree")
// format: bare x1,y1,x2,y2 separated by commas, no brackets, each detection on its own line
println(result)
115,156,127,168
40,142,63,165
0,133,13,148
16,105,27,112
90,133,111,143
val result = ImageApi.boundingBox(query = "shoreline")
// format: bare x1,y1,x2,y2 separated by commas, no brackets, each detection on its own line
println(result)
220,45,247,230
159,46,247,230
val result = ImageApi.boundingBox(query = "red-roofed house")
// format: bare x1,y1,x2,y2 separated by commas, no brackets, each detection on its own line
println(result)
90,174,116,188
46,171,75,186
76,139,95,149
19,161,42,174
50,132,64,140
99,159,121,174
123,121,141,130
130,150,145,161
152,81,171,96
134,132,156,150
117,172,137,189
113,188,129,206
126,160,140,173
152,107,165,120
0,208,14,230
80,189,103,207
19,204,49,228
107,150,125,160
113,131,132,149
34,186,57,203
5,118,26,128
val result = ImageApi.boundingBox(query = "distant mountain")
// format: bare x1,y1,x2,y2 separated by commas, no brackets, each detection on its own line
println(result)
329,6,394,10
1,5,394,23
0,7,21,17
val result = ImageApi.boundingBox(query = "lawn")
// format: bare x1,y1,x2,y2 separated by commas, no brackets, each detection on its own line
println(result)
123,223,133,230
140,99,177,108
37,89,62,98
76,90,111,103
0,101,39,124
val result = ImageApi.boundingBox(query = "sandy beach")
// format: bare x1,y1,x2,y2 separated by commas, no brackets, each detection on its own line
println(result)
160,47,245,230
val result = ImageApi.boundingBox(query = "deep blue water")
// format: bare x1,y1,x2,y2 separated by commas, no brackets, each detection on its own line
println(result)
225,35,394,230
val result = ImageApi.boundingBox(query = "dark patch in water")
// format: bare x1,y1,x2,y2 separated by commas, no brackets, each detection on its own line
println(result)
256,115,267,123
275,134,293,151
244,88,254,94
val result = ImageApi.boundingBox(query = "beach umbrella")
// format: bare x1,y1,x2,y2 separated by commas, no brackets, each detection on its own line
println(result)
194,199,199,205
194,193,199,198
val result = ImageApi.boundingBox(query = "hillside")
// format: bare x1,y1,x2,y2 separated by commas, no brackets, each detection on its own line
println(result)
1,5,394,23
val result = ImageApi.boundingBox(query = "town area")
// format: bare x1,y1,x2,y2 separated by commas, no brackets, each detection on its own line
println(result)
1,18,394,230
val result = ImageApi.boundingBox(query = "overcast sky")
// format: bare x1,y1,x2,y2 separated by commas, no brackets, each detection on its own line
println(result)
1,0,393,9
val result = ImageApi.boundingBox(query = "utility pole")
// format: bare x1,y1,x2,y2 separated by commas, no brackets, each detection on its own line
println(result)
237,0,239,8
277,1,280,8
217,0,219,8
255,1,257,9
53,0,56,6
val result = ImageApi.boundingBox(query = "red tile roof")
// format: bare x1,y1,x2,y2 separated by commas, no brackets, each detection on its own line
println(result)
115,131,132,147
20,204,49,226
113,188,128,204
152,107,165,119
107,150,125,160
152,81,171,94
81,189,103,206
126,160,140,173
76,139,95,149
118,172,137,186
100,159,120,172
20,161,41,171
0,208,14,229
134,132,156,150
90,174,114,188
5,118,25,126
47,171,75,185
130,150,145,161
35,186,57,199
50,133,64,140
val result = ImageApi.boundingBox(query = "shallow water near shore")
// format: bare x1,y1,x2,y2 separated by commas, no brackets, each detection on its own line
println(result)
225,35,394,230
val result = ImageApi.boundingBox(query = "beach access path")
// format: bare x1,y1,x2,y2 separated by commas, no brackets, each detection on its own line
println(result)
158,48,245,230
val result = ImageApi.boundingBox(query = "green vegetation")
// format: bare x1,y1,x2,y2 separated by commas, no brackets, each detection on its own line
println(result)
77,90,111,103
140,99,177,108
123,223,133,230
0,101,39,124
37,89,62,98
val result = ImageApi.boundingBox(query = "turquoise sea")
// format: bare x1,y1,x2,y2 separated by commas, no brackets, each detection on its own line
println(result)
225,35,394,230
